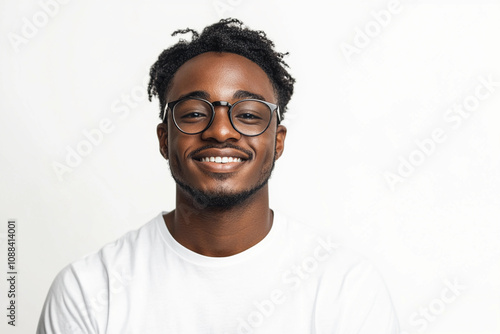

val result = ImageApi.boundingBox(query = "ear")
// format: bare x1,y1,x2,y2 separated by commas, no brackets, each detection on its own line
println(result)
274,124,287,160
157,123,169,160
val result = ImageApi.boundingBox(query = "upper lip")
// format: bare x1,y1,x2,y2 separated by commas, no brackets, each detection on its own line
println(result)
191,148,251,161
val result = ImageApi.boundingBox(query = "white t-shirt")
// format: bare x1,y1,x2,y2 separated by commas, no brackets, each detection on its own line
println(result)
37,211,399,334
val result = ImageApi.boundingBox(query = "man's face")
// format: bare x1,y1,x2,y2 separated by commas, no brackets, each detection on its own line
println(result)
157,52,286,208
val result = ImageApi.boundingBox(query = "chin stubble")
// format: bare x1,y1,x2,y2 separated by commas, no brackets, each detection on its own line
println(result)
169,152,276,210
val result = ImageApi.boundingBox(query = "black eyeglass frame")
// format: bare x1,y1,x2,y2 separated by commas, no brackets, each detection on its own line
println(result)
163,97,281,137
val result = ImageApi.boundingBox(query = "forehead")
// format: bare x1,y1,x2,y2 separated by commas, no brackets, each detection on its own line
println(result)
167,52,276,102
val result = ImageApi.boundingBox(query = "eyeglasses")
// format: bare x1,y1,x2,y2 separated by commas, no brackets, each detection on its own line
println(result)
163,97,281,137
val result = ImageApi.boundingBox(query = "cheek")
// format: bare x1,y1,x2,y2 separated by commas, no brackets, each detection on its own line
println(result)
167,131,187,163
251,135,276,162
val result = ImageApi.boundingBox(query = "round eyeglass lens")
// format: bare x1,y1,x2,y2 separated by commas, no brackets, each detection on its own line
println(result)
231,100,272,136
173,99,213,134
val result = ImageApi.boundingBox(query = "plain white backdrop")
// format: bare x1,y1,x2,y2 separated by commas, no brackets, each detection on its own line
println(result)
1,0,499,333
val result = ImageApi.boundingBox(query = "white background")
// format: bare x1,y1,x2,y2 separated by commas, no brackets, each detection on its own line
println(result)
1,0,499,333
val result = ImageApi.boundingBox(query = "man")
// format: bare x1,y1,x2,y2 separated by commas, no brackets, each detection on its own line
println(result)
37,18,399,333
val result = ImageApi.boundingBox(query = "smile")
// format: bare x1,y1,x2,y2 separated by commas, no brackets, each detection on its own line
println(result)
199,157,243,163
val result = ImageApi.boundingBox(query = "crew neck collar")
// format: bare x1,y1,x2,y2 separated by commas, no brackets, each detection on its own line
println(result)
155,210,283,267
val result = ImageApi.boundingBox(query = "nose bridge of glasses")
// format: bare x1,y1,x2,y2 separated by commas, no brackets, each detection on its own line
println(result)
211,100,231,109
211,101,235,125
205,101,240,137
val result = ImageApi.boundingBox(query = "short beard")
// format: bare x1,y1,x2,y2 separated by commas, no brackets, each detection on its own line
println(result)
170,155,276,210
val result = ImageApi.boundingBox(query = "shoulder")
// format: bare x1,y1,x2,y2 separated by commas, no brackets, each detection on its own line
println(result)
277,210,383,272
37,213,165,333
276,212,399,332
276,211,382,285
71,212,164,274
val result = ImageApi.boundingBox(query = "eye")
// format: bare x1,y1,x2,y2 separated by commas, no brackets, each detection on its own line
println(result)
238,112,260,119
176,109,210,124
181,112,206,119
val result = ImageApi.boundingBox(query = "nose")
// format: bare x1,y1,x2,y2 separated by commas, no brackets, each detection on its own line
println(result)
200,107,241,142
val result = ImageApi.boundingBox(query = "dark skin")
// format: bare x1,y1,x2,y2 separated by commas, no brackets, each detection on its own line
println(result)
156,52,287,257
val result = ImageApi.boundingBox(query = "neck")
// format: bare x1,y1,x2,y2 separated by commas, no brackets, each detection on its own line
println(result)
163,184,273,257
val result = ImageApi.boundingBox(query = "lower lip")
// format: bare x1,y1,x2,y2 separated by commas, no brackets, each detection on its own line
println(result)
193,159,247,173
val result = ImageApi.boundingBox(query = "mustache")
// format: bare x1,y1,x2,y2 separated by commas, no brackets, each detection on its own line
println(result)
188,143,253,160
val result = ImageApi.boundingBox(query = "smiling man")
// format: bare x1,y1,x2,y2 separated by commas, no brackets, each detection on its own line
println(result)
37,19,399,333
156,49,287,257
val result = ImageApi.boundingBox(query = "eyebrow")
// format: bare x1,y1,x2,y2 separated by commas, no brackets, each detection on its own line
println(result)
173,90,267,102
232,90,266,101
175,91,210,101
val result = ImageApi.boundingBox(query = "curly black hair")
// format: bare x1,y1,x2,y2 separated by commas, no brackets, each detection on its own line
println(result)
147,18,295,122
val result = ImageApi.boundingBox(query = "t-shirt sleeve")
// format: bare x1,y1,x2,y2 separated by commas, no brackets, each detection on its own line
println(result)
36,263,104,334
336,261,400,333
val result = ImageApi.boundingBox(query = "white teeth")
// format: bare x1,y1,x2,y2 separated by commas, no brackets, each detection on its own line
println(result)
200,157,243,163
